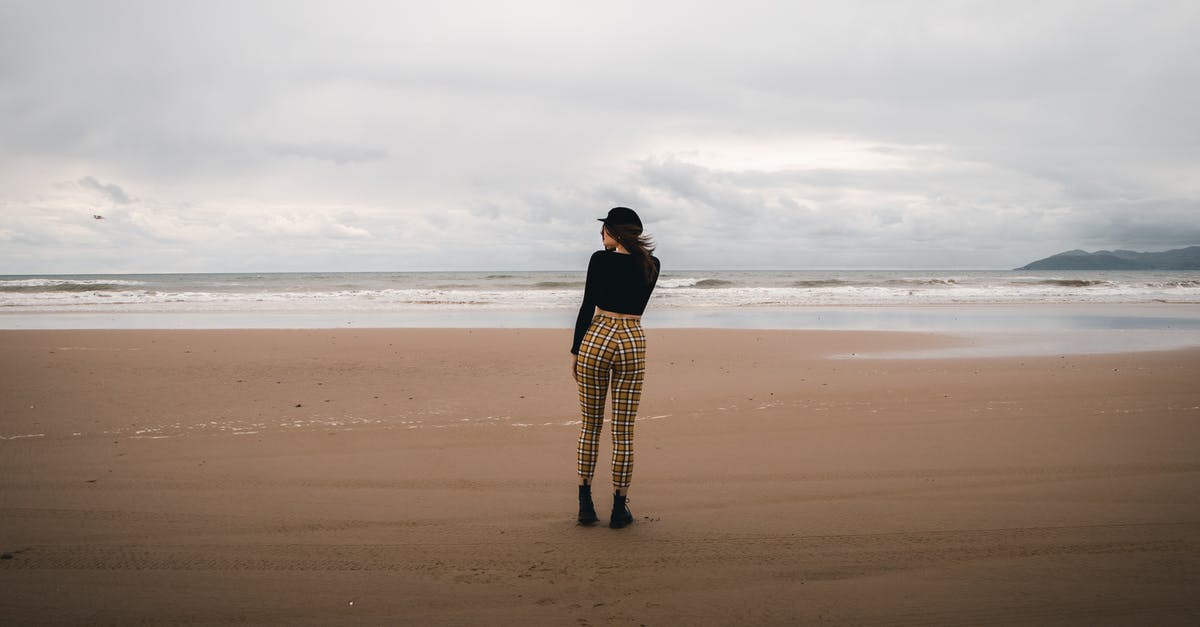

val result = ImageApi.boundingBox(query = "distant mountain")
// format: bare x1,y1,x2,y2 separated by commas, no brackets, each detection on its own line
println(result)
1016,246,1200,270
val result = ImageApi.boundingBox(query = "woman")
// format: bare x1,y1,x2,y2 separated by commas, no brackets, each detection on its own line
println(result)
570,206,660,529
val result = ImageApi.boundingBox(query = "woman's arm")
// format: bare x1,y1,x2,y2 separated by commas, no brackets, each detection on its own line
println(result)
570,251,603,355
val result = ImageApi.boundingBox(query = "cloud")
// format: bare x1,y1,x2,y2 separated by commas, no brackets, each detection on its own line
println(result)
268,141,389,166
0,1,1197,272
254,211,373,239
78,176,134,205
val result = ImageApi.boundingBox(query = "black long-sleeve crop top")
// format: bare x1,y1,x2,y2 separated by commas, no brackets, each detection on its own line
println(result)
570,250,661,354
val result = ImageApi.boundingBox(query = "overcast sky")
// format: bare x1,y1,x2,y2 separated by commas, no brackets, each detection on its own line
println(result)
1,0,1197,273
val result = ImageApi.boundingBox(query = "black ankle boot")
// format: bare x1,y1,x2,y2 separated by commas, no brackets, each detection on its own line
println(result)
609,492,634,529
578,484,598,525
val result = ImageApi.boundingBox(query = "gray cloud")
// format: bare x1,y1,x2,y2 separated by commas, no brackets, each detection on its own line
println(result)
78,176,133,204
268,141,389,166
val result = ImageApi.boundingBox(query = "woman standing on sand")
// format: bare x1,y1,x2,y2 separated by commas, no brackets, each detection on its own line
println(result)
570,207,660,529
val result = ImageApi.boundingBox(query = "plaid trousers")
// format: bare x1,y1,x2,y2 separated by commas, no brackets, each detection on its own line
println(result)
575,313,646,489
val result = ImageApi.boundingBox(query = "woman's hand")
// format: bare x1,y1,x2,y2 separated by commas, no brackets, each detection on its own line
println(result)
569,353,578,382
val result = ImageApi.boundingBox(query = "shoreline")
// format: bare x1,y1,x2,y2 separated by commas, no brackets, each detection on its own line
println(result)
3,302,1200,358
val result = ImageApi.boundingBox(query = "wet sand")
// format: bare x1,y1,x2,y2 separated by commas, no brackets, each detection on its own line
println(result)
1,329,1198,625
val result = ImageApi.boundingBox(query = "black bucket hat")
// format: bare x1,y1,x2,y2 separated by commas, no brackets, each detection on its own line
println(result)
598,207,643,231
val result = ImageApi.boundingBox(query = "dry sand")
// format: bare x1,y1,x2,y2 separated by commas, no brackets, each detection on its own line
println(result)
1,328,1198,625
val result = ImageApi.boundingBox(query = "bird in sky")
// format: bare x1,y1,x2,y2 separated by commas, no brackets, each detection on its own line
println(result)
93,214,105,220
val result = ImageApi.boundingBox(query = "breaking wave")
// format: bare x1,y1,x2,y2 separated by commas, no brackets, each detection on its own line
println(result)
0,279,146,293
792,279,853,288
1024,279,1111,287
658,277,736,289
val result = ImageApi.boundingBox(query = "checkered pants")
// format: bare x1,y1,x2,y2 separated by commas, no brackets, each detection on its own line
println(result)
575,314,646,489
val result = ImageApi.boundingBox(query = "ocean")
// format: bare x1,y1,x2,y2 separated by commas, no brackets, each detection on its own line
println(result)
3,270,1200,355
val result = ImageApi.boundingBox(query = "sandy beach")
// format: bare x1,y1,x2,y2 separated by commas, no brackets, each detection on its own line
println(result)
1,328,1198,625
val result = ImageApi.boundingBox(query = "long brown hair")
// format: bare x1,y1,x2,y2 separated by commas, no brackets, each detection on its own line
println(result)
605,223,658,284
